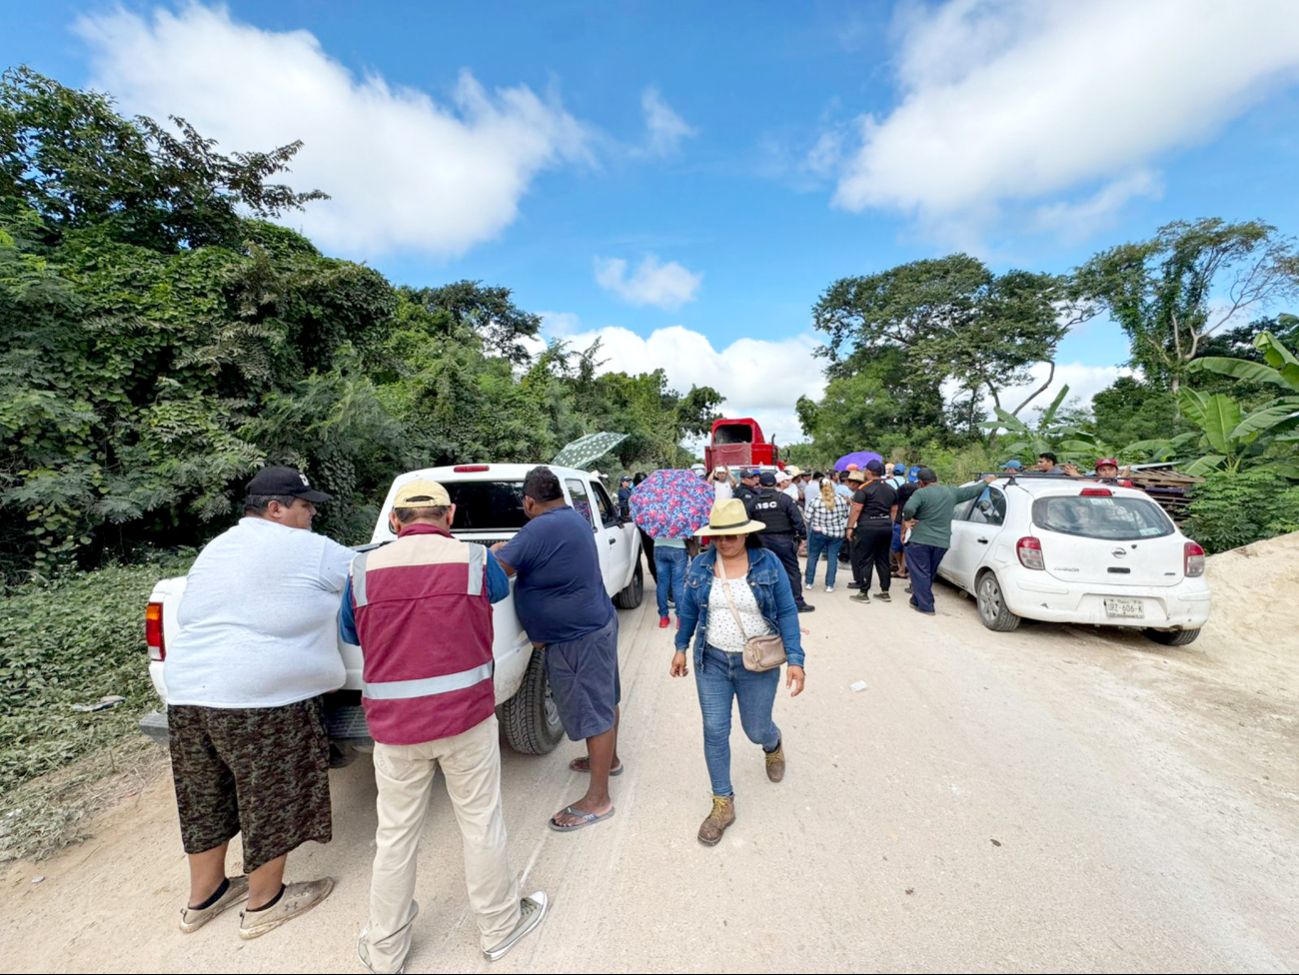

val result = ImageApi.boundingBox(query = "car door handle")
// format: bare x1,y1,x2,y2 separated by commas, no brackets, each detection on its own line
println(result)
977,538,989,544
607,538,617,545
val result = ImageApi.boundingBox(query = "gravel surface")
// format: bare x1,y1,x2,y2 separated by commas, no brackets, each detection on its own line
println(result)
3,540,1297,973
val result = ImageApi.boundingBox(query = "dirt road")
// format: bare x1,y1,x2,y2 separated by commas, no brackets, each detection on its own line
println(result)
4,543,1298,973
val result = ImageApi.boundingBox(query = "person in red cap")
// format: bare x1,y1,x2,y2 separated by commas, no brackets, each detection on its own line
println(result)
1095,459,1135,488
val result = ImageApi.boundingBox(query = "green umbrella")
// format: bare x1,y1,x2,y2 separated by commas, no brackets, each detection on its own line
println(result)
552,432,629,469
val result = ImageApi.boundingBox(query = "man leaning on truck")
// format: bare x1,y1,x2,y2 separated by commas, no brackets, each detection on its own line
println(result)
163,466,352,940
341,479,549,970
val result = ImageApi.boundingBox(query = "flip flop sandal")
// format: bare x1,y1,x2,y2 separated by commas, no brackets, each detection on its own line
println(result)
568,757,625,776
549,805,616,832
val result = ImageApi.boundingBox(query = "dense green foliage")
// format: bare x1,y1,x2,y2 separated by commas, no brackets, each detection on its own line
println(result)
0,70,720,577
1184,471,1299,554
0,554,191,793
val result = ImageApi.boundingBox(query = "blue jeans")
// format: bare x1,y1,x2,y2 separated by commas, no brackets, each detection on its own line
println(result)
695,645,781,797
655,547,689,619
805,530,843,588
907,543,947,613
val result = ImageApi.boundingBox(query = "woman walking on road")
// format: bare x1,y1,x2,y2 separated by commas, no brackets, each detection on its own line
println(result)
804,477,850,592
671,499,806,847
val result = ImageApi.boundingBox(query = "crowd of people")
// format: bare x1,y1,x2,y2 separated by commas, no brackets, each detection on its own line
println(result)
158,452,1137,970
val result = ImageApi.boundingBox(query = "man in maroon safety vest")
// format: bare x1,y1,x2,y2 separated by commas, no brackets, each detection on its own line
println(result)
341,479,548,971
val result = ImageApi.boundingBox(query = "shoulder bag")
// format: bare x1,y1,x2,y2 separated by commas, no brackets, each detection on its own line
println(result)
716,563,786,672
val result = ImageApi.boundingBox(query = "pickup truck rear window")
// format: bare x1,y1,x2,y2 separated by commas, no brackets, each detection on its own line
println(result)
1032,496,1173,541
444,481,528,532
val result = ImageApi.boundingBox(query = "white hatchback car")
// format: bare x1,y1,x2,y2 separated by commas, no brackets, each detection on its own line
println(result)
937,475,1211,644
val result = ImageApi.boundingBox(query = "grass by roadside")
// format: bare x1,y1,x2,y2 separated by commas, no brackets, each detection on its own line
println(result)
0,555,192,861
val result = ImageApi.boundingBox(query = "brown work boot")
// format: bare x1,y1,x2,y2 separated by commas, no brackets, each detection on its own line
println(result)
765,741,786,783
697,795,736,846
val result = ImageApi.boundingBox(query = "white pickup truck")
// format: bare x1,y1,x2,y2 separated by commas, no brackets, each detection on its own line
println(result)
140,464,644,756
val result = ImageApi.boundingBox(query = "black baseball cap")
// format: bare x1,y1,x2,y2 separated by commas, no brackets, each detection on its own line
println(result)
245,466,332,503
916,467,938,483
759,471,777,486
865,459,885,475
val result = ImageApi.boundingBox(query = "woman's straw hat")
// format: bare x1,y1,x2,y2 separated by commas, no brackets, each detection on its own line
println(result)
698,498,765,536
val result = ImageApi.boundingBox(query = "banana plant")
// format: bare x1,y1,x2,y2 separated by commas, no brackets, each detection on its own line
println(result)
981,384,1071,457
1184,329,1299,476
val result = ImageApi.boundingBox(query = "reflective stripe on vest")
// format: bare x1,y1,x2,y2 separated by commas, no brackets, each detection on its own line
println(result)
351,551,370,608
351,539,485,608
364,661,493,701
466,542,485,597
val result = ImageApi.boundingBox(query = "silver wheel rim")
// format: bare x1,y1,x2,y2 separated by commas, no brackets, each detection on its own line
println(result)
978,576,1002,622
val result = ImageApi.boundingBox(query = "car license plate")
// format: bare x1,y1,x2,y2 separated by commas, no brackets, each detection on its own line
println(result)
1104,598,1144,619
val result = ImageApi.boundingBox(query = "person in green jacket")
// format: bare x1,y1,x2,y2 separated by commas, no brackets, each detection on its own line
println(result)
902,468,995,615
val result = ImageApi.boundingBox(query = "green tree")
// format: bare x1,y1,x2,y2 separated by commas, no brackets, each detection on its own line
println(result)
812,255,1075,437
1074,218,1299,393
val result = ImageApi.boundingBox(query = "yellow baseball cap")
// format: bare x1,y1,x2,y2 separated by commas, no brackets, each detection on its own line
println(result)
393,478,451,507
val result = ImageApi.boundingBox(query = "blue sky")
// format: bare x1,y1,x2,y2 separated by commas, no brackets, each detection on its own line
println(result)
6,1,1299,444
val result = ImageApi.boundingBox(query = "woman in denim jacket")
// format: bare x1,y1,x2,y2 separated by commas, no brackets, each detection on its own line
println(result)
671,498,806,846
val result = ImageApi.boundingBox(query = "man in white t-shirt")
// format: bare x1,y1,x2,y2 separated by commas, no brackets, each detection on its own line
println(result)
164,466,355,941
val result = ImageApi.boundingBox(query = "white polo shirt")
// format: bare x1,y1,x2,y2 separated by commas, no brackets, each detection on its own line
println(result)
165,517,355,708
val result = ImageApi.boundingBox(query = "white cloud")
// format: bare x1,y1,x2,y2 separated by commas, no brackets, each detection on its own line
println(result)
543,318,825,446
831,0,1299,239
640,87,697,156
593,255,703,310
74,4,593,259
972,361,1133,421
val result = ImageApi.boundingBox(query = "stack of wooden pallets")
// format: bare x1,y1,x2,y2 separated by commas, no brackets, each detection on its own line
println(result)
1123,466,1204,523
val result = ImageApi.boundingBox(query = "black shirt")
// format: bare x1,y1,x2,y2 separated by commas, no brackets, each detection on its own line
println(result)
852,481,898,528
894,482,919,524
746,488,806,537
735,483,760,506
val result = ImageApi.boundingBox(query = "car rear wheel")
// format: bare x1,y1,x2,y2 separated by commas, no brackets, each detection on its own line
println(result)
614,560,644,609
1143,627,1201,646
501,646,564,755
976,571,1022,632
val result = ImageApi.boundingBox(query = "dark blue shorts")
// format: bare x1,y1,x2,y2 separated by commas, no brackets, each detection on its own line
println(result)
544,614,621,741
891,522,904,553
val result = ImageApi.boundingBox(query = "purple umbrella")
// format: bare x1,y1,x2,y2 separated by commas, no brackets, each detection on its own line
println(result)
629,469,715,539
834,450,883,472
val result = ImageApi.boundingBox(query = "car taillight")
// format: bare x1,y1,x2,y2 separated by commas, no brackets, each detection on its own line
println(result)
1017,536,1045,570
146,601,165,661
1080,487,1112,496
453,465,489,472
1184,541,1205,578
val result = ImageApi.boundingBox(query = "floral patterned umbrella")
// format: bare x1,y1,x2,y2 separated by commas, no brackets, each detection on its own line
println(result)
629,469,715,539
552,431,629,470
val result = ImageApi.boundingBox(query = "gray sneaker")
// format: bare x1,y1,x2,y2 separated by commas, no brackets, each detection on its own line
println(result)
179,876,249,933
483,891,549,962
238,878,334,940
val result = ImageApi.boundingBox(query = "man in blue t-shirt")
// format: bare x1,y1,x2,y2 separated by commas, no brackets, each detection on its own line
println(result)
493,467,620,834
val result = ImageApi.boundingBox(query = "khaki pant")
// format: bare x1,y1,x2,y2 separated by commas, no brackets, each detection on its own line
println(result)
363,715,520,972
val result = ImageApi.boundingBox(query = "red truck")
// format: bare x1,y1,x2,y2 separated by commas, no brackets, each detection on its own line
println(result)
704,417,780,473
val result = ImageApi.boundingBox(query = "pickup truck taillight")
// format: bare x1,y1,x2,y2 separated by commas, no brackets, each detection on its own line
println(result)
1017,536,1045,570
1184,541,1206,578
146,601,165,661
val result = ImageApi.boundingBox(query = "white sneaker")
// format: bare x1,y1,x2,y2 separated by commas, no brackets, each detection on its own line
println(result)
825,585,835,593
484,891,549,961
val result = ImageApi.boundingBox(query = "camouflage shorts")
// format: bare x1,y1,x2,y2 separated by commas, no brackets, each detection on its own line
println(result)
168,697,332,873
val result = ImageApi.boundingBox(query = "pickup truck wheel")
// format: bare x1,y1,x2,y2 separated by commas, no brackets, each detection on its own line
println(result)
1143,627,1201,646
502,647,564,755
614,561,644,610
976,571,1022,632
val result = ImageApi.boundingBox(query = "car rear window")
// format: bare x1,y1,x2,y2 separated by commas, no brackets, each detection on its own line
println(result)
1032,495,1173,541
443,481,528,532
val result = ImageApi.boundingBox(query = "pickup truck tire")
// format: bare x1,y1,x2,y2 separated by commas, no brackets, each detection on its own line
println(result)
614,561,644,610
502,647,565,755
